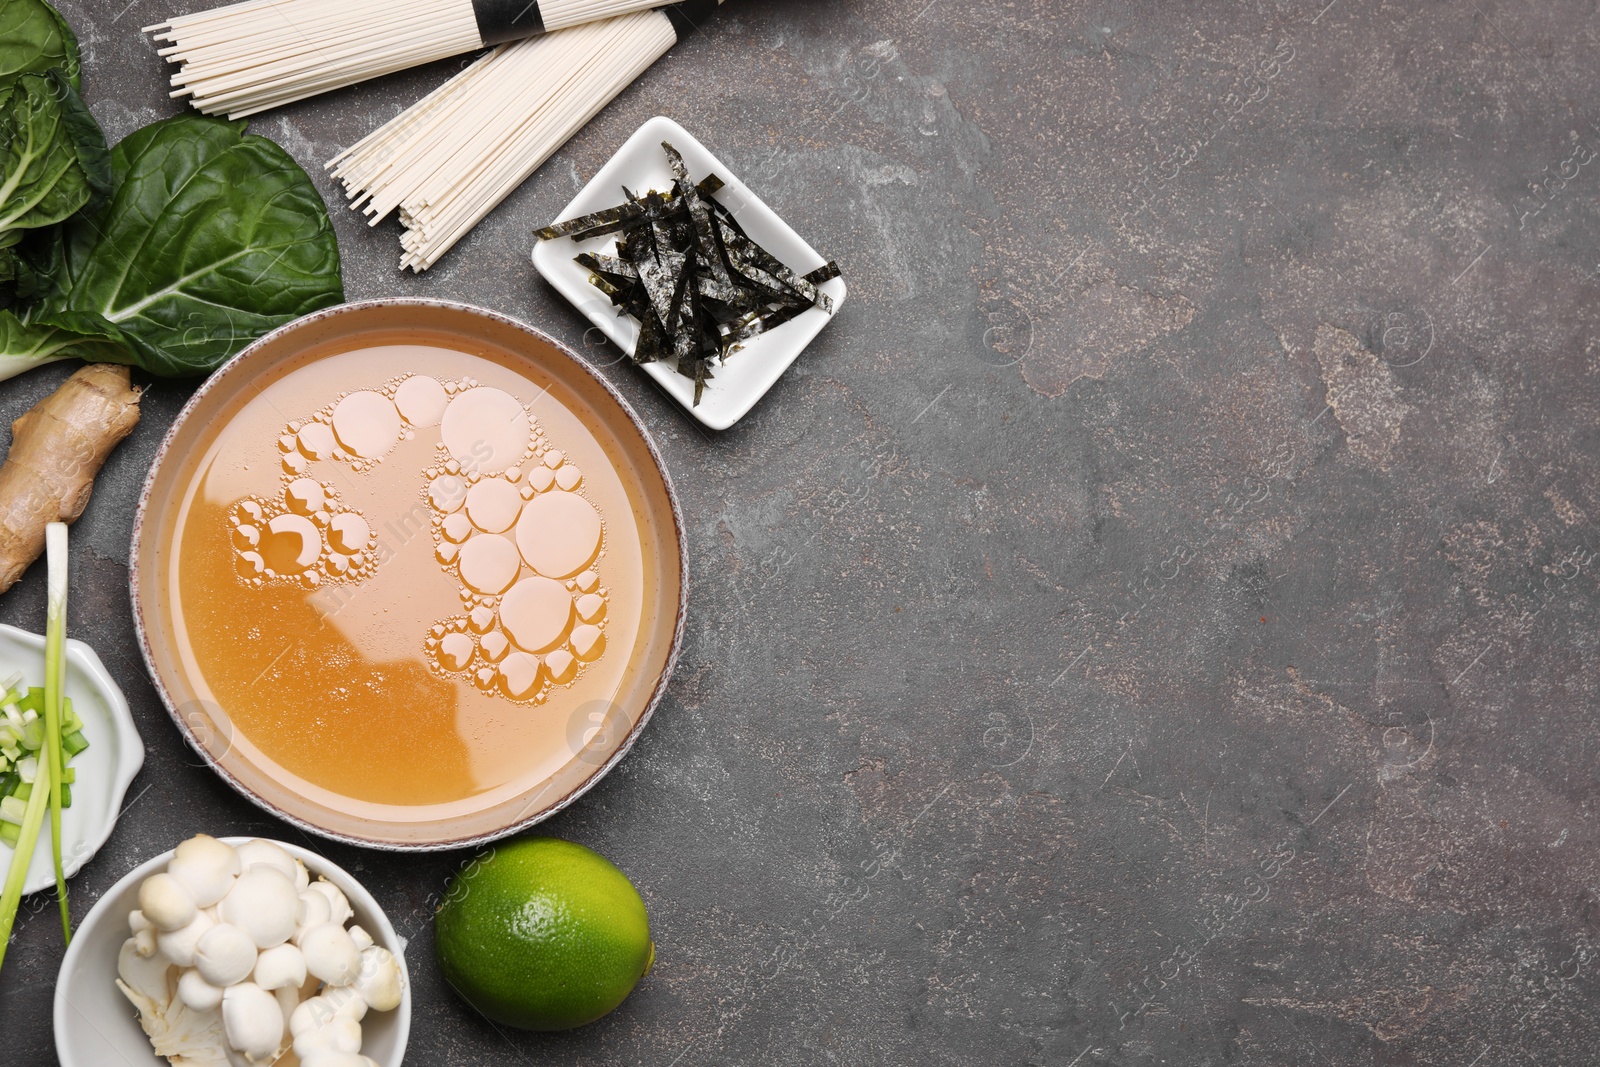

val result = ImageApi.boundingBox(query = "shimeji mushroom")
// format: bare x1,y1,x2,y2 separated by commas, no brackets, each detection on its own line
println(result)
352,946,404,1012
297,887,333,933
138,872,198,932
167,834,241,907
299,922,362,986
221,981,284,1062
128,909,159,958
120,836,404,1067
305,879,354,927
220,867,299,948
253,942,308,991
194,922,259,987
156,909,217,967
292,1013,363,1059
290,986,368,1035
177,968,225,1012
236,840,298,881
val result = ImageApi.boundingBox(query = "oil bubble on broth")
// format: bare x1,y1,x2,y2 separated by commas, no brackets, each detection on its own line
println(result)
229,374,610,706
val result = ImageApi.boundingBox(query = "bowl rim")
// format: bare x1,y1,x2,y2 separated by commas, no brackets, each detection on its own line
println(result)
127,297,689,851
54,835,412,1067
0,622,145,894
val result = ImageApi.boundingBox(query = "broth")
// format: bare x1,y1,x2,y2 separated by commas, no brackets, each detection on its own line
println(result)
167,339,646,812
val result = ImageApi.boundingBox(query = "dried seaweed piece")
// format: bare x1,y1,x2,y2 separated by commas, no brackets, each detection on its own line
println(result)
535,198,647,241
663,141,735,290
575,251,639,279
803,262,842,285
538,140,840,405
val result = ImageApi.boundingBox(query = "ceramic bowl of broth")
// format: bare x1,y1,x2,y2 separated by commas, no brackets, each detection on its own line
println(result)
130,300,686,849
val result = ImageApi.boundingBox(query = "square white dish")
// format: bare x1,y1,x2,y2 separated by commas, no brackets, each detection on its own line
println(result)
532,116,846,431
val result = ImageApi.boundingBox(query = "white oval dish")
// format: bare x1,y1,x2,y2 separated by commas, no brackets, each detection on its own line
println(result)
54,836,412,1067
0,623,143,895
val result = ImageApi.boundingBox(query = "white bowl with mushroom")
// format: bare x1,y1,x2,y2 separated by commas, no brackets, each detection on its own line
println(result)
55,836,410,1067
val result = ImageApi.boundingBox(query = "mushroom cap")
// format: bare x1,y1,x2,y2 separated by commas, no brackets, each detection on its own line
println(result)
128,910,160,958
254,942,309,991
290,988,366,1037
138,872,197,932
155,909,217,968
299,922,362,986
348,925,374,951
168,834,241,907
195,922,259,987
177,968,225,1012
236,840,298,882
306,880,354,927
292,1014,363,1059
220,866,299,948
296,888,333,935
222,982,285,1062
352,945,404,1013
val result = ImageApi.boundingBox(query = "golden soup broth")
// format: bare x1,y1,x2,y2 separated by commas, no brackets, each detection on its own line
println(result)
168,341,644,813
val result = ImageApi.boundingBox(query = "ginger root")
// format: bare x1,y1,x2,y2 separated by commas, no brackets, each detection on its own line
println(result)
0,364,142,593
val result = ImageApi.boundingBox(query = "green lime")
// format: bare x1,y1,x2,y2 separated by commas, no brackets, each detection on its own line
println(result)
434,837,655,1030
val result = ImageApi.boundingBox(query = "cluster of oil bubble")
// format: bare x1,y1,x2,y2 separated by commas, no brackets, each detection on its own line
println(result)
230,372,609,705
230,481,378,588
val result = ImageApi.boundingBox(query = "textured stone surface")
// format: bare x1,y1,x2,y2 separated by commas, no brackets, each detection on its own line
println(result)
5,0,1600,1063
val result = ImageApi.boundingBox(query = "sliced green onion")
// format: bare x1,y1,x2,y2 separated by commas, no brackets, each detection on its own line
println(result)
0,750,52,970
42,522,70,945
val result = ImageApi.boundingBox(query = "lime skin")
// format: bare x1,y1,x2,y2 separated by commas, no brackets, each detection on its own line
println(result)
435,836,655,1031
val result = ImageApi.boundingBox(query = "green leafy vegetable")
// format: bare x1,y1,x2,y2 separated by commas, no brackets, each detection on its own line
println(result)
14,114,344,378
0,0,80,92
0,69,108,248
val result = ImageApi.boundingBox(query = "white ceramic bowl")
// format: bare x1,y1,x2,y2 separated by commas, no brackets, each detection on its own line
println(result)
55,836,412,1067
0,623,143,895
533,115,848,431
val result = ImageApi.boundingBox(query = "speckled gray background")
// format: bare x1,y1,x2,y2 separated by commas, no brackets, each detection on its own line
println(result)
4,0,1599,1063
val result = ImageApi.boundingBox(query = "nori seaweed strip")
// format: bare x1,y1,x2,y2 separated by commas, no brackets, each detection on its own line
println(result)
721,303,811,345
803,262,842,285
694,273,752,306
633,310,665,365
670,268,698,368
535,198,647,240
726,247,820,310
582,267,627,300
637,248,687,335
721,224,832,312
575,251,640,279
663,141,735,289
714,217,817,301
697,174,725,197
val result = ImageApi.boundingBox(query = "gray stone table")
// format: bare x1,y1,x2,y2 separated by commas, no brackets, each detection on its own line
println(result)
5,0,1599,1063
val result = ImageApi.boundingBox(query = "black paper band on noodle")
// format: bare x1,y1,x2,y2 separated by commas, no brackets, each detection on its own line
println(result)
471,0,547,46
663,0,723,40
